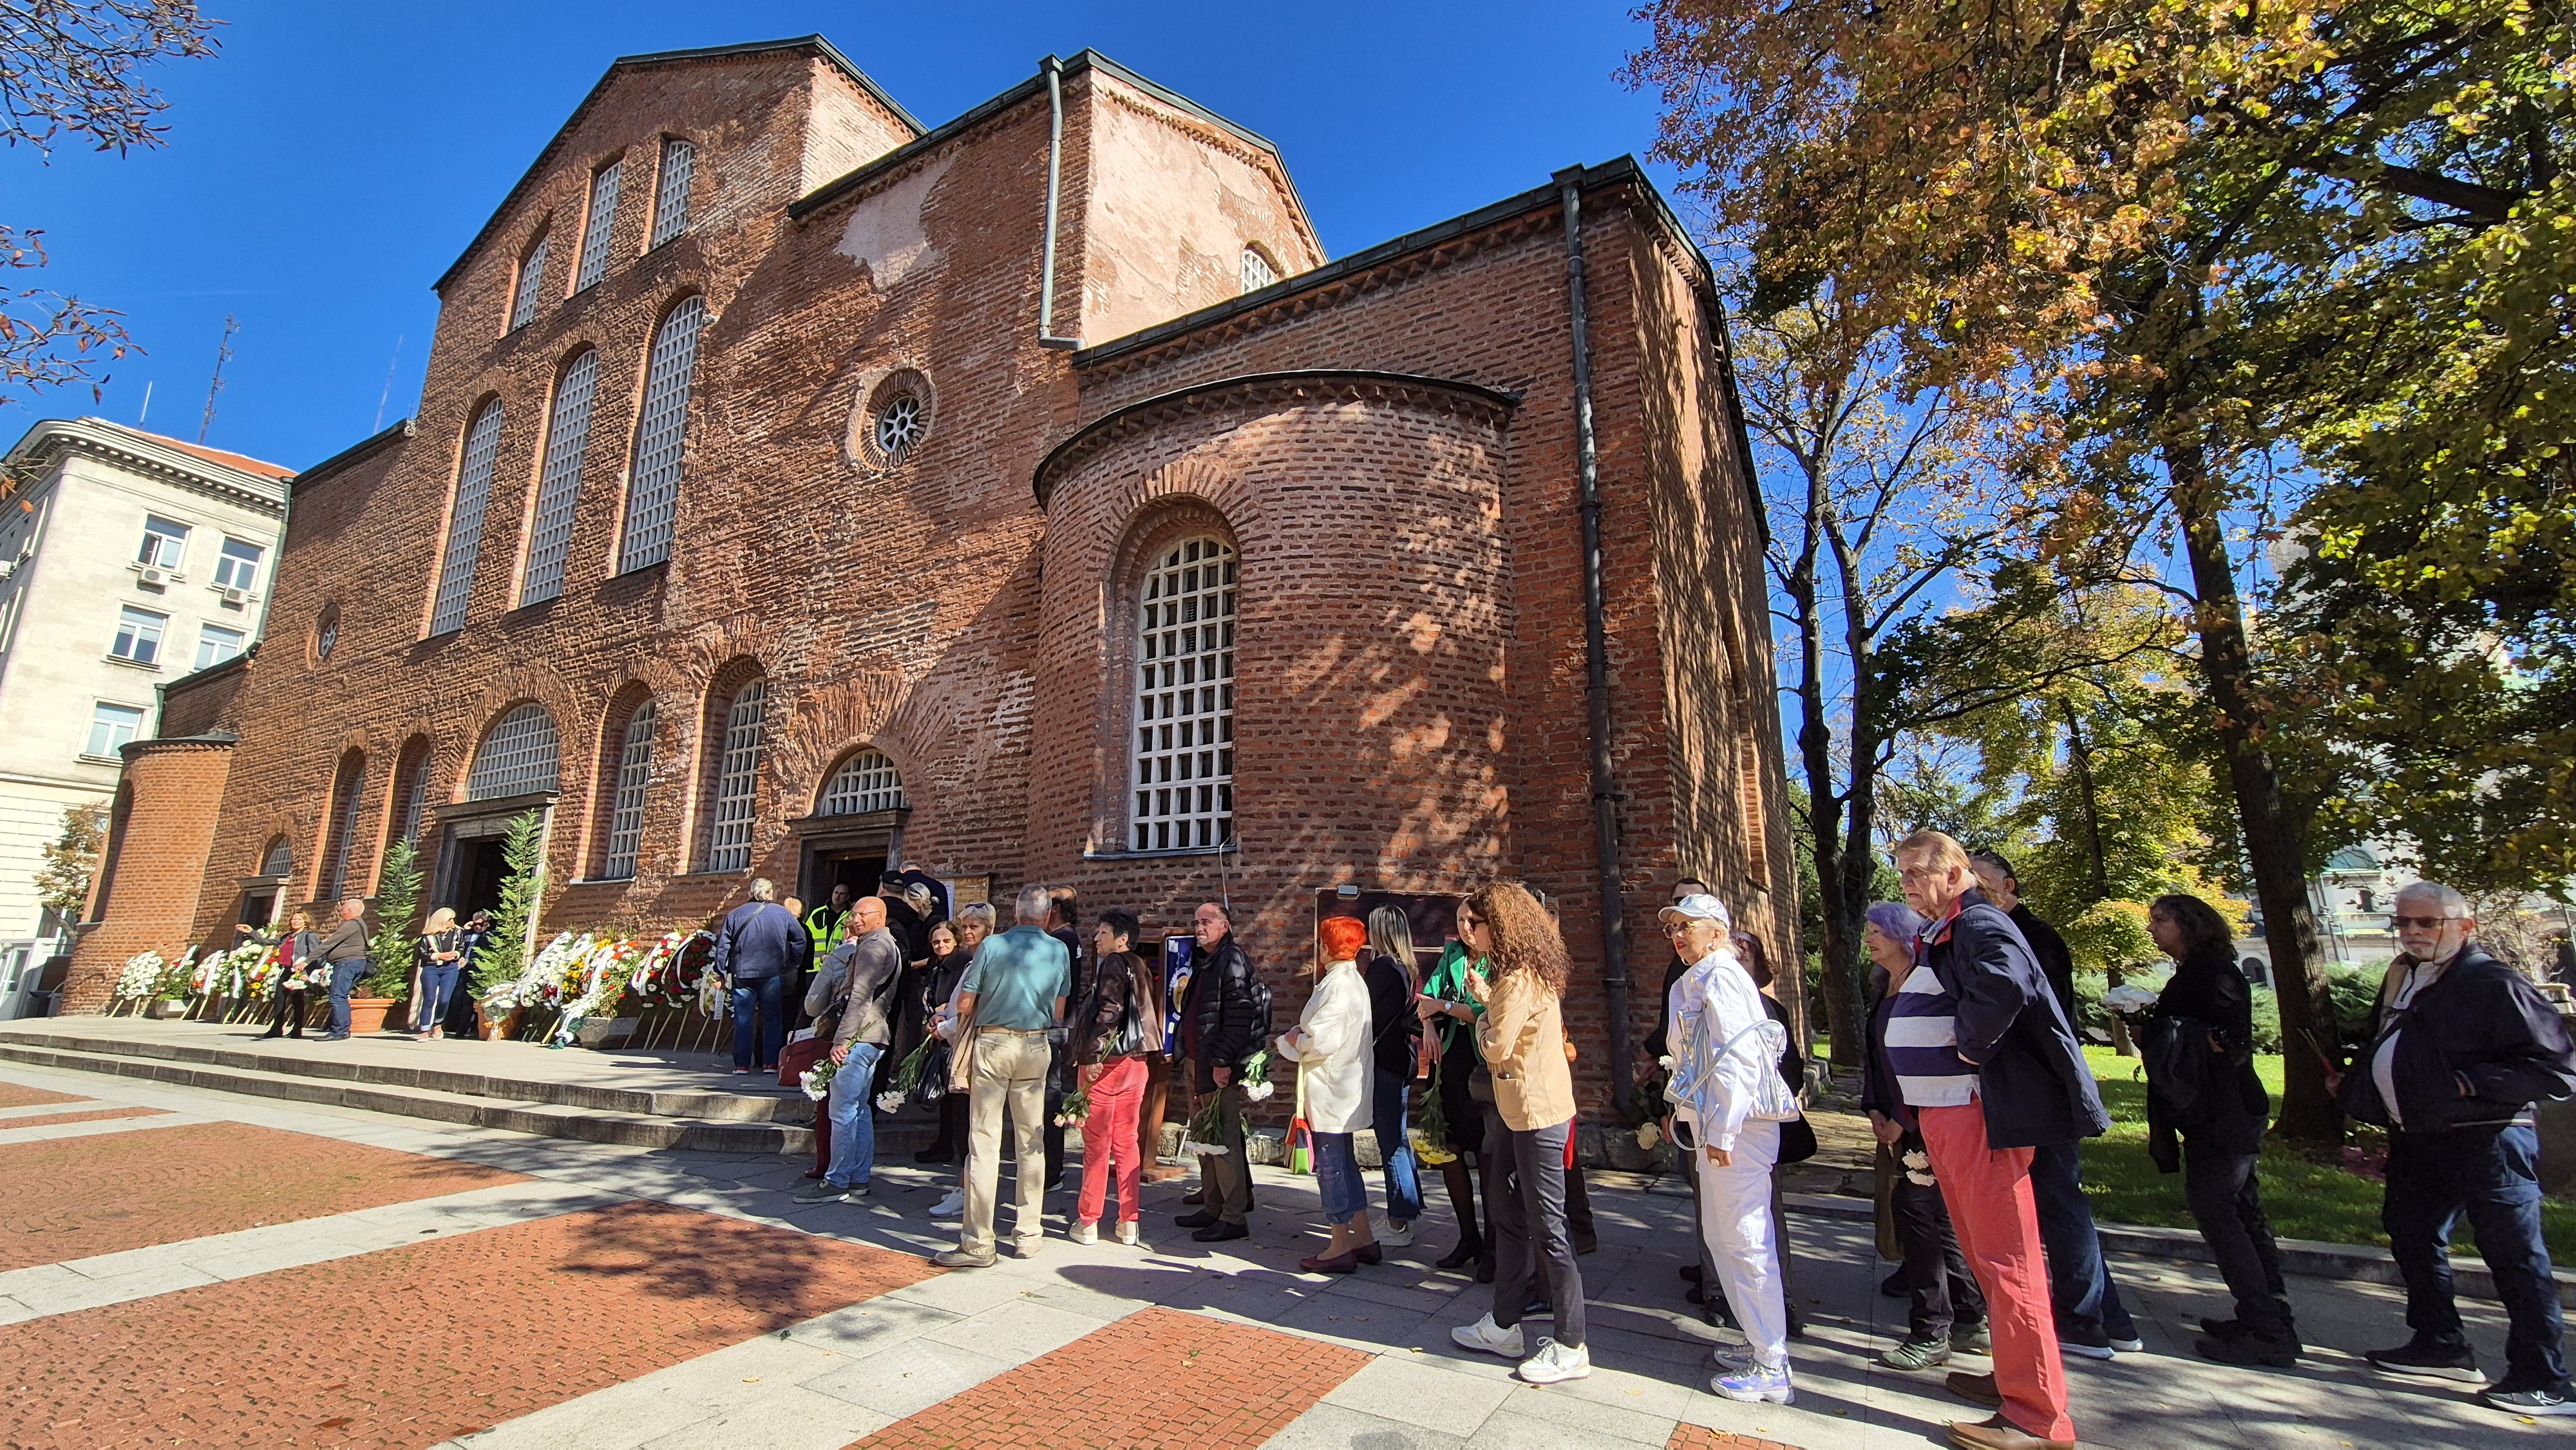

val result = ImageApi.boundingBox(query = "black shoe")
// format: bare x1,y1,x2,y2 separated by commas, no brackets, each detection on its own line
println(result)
258,1028,281,1040
1520,1296,1550,1319
2060,1323,2115,1361
1680,1263,1703,1284
1437,1239,1484,1270
1787,1303,1808,1340
2365,1341,2482,1382
1182,1187,1206,1205
1175,1210,1219,1230
1573,1233,1598,1256
1191,1220,1248,1243
2197,1328,2298,1368
2200,1316,2248,1341
914,1145,956,1165
1880,1269,1908,1298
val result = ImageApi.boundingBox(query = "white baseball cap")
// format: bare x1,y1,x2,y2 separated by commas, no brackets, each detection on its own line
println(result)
1658,893,1729,926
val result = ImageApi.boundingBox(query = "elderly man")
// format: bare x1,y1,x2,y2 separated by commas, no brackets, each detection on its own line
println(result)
1175,901,1267,1243
1899,831,2108,1450
934,885,1070,1269
713,878,801,1074
315,898,372,1042
794,896,902,1205
2342,882,2576,1416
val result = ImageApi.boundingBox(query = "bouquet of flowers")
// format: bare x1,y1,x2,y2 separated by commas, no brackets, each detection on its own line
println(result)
1625,1055,1674,1151
2103,983,2162,1015
1054,1080,1092,1128
1238,1050,1274,1102
1178,1050,1270,1155
625,930,697,1009
115,950,169,1002
876,1034,937,1113
800,1055,838,1102
1410,1059,1458,1166
549,935,639,1046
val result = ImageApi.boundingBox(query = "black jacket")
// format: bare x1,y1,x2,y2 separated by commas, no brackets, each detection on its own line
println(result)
2338,944,2576,1134
2011,904,2079,1026
1364,952,1423,1080
1924,889,2111,1149
1188,934,1265,1077
2142,941,2269,1167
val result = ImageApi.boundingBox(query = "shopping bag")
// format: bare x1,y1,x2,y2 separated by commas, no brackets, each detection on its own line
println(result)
1285,1064,1312,1175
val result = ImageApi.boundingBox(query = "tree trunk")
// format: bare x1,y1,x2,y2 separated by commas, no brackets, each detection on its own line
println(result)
2164,435,2339,1142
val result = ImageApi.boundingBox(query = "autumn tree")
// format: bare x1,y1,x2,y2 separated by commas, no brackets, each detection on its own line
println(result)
33,797,108,921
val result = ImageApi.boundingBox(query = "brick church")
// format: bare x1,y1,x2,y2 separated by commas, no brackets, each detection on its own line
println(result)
68,37,1793,1111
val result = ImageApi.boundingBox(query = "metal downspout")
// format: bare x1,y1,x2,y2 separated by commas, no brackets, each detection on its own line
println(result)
1036,55,1081,351
1555,165,1634,1104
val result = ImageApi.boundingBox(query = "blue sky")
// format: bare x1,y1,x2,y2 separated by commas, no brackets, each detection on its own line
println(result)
3,1,1687,470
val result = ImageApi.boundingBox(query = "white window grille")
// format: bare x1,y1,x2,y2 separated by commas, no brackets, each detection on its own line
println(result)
650,138,694,249
704,679,764,871
259,836,294,878
1131,536,1236,851
576,161,621,290
1241,246,1277,293
508,235,548,330
137,515,188,569
194,623,245,671
214,538,263,592
110,606,166,665
874,394,924,463
601,701,655,879
86,702,144,758
326,753,368,899
430,401,507,635
466,702,561,800
519,349,600,605
315,609,339,661
617,296,705,572
393,744,430,845
819,747,905,816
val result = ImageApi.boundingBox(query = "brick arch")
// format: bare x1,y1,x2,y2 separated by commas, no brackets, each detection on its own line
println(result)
810,739,913,818
689,655,770,872
462,698,565,800
778,665,913,809
584,679,661,880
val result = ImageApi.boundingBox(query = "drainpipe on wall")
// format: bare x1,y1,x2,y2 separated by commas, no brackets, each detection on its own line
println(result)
1555,165,1634,1104
1036,55,1082,352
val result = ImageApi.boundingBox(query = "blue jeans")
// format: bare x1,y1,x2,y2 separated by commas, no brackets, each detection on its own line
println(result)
2030,1140,2136,1339
2387,1123,2566,1386
1372,1070,1424,1223
825,1041,885,1190
730,975,787,1069
414,963,460,1032
1313,1131,1367,1224
327,958,368,1036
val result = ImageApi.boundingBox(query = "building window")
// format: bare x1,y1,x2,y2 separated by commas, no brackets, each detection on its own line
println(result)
703,678,764,872
430,400,507,636
874,393,924,463
1240,246,1278,293
650,138,694,249
600,701,656,880
1739,748,1767,885
110,605,166,666
519,349,600,606
213,538,263,593
313,605,340,663
259,835,294,878
576,160,622,291
137,514,189,569
1131,536,1236,851
508,234,548,331
466,702,562,800
390,737,432,846
85,702,144,758
194,623,246,671
617,296,705,572
819,747,905,816
323,749,368,899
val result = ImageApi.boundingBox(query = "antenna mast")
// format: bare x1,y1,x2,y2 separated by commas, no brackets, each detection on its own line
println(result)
198,314,238,444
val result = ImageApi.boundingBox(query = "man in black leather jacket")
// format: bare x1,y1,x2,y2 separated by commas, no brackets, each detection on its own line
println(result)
1175,902,1266,1243
2338,881,2576,1416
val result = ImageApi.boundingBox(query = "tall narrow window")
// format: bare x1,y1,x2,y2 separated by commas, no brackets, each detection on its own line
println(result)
600,701,656,880
1131,537,1236,851
1240,246,1278,292
650,138,695,249
576,161,622,291
819,748,905,816
430,401,507,636
324,749,368,899
1739,748,1768,885
518,349,600,605
466,702,561,799
617,296,705,572
390,737,431,846
703,679,764,872
508,234,548,331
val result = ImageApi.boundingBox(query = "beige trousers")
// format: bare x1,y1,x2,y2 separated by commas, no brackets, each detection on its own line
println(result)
961,1027,1051,1256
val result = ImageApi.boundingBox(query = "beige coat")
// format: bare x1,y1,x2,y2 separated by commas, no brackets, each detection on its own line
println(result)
1475,967,1575,1131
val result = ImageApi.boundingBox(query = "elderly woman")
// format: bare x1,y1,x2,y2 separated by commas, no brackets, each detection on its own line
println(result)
1448,881,1590,1385
1859,900,1988,1372
1278,915,1379,1272
1070,909,1161,1247
412,909,466,1039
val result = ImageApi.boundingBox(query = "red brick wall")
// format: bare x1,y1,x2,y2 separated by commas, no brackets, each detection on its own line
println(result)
63,738,236,1011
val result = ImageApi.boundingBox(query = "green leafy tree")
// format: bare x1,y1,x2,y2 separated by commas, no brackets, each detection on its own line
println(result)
33,798,108,920
360,837,421,997
469,811,546,998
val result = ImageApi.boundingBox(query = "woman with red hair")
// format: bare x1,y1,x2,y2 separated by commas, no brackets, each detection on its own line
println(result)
1276,914,1380,1272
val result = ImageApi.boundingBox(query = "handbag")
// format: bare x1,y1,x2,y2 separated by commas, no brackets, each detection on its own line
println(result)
1776,1112,1818,1164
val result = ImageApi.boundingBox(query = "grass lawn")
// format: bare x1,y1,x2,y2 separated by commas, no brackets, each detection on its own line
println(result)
2075,1045,2576,1260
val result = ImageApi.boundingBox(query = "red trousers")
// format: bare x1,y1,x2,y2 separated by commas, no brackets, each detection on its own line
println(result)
1077,1056,1148,1226
1920,1104,2075,1444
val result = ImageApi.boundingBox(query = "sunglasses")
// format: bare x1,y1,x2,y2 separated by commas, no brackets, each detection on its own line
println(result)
2389,914,2461,930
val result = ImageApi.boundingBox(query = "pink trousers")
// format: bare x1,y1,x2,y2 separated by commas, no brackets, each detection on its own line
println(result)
1921,1104,2076,1444
1077,1055,1148,1226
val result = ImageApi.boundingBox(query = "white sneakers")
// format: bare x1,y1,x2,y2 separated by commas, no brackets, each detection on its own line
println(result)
1517,1339,1591,1384
1452,1313,1526,1359
1068,1221,1099,1245
1374,1214,1416,1247
929,1188,964,1219
1115,1220,1142,1247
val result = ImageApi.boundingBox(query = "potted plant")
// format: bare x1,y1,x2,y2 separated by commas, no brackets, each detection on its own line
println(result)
468,811,546,1041
351,839,424,1033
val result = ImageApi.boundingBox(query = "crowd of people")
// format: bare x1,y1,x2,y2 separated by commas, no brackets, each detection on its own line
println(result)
236,899,497,1040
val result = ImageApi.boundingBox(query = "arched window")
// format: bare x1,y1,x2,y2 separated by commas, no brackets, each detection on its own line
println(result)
617,296,706,573
650,138,695,249
467,703,561,800
1738,748,1766,885
519,349,601,606
388,736,433,846
576,159,622,292
1132,536,1236,851
819,747,905,816
702,678,765,872
1240,245,1278,293
323,748,368,898
508,233,548,332
430,400,506,636
259,835,292,878
599,700,656,880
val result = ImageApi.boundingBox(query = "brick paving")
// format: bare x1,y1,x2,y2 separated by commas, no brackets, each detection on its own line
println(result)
849,1306,1370,1450
0,1106,170,1132
0,1082,86,1109
1668,1430,1803,1450
0,1120,523,1272
0,1198,937,1448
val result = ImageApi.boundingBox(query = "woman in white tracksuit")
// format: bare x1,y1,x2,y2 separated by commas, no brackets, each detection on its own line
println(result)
1663,892,1797,1404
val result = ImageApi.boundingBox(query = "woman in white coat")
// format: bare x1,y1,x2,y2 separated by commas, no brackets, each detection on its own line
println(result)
1277,915,1379,1273
1664,892,1798,1405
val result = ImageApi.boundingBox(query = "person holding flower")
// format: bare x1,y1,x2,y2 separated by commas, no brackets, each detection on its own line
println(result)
251,910,320,1040
1418,933,1495,1277
794,896,900,1205
412,909,467,1039
1277,915,1379,1273
1861,899,1987,1373
1068,909,1160,1246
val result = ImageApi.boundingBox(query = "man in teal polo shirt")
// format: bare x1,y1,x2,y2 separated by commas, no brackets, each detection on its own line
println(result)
935,883,1070,1268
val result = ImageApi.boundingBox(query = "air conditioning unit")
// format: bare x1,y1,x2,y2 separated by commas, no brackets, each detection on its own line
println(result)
138,565,169,587
219,586,247,605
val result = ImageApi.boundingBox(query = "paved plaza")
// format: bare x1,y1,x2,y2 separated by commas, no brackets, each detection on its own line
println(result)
0,1042,2564,1450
